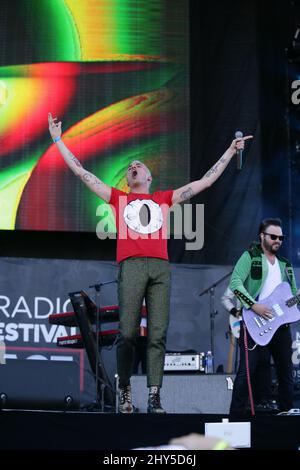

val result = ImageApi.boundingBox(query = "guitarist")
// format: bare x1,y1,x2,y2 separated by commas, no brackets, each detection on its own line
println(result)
229,218,297,417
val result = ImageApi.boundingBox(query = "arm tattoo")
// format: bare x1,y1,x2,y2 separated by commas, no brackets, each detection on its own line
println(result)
81,172,103,186
68,151,82,168
205,156,227,178
180,187,194,201
82,172,93,182
93,177,103,186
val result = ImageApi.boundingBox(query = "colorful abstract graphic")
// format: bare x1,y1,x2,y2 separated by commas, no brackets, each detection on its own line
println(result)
0,0,189,232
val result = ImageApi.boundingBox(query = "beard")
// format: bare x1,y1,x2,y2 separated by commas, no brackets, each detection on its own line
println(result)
262,238,280,254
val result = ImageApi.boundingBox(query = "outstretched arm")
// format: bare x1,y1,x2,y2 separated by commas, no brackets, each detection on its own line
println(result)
48,113,112,202
172,135,253,205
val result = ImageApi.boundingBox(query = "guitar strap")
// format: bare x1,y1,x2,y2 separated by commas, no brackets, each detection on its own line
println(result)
247,244,262,280
285,265,294,288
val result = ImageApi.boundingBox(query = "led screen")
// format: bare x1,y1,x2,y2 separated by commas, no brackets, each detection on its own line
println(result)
0,0,189,232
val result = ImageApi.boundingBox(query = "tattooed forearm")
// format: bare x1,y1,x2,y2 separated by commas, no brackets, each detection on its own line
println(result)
55,141,109,198
68,152,82,168
180,187,194,201
205,156,227,179
173,146,235,204
81,172,103,186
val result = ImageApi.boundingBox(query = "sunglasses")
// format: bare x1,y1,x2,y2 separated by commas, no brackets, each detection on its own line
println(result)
263,232,285,242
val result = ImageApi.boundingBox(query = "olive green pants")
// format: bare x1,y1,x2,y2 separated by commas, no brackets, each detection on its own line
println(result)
117,257,171,388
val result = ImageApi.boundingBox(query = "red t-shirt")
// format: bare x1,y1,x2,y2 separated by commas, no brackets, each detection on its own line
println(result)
109,187,174,263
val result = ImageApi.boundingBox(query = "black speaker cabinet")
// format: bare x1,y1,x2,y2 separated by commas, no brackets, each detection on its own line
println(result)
0,359,80,410
127,374,235,414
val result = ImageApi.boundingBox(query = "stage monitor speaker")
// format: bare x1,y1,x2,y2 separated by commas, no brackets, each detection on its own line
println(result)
0,359,80,410
129,374,235,414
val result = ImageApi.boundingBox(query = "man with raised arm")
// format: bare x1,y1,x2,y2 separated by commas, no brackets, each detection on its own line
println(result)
48,112,252,414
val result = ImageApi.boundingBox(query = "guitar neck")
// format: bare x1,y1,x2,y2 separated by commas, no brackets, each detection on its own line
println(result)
286,294,300,308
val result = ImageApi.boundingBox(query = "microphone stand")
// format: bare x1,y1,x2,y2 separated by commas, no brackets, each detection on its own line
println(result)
198,270,233,372
89,279,117,412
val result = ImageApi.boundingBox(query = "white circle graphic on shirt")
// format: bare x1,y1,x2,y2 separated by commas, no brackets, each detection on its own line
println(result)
123,199,163,234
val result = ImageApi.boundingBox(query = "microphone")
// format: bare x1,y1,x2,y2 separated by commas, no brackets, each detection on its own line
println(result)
235,130,243,170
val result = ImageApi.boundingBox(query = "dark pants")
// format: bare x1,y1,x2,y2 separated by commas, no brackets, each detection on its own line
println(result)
252,347,272,403
230,323,294,415
117,257,170,388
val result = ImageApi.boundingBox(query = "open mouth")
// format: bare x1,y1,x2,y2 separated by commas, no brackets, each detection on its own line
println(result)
132,170,137,177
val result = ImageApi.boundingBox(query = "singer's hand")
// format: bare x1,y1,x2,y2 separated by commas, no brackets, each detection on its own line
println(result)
229,135,253,154
48,112,62,140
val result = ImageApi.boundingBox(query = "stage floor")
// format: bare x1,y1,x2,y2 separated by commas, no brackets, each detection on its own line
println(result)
1,409,300,451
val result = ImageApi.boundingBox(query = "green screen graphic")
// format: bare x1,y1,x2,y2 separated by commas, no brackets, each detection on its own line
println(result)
0,0,189,232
